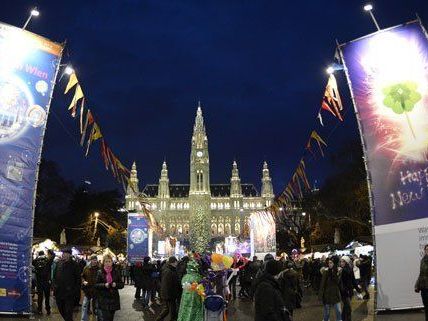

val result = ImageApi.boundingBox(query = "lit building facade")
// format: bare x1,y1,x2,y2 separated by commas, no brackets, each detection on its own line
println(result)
125,104,274,246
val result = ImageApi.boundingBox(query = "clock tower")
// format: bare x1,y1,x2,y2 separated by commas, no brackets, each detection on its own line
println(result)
189,103,211,252
189,103,211,195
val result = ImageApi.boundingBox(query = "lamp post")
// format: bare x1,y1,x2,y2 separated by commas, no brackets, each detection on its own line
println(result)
23,7,39,30
364,4,381,31
93,212,100,239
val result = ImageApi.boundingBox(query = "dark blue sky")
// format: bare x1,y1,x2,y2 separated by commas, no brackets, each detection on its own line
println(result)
2,1,428,194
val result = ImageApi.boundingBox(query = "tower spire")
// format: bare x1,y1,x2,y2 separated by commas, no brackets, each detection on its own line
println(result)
261,161,274,204
230,160,242,198
158,161,170,198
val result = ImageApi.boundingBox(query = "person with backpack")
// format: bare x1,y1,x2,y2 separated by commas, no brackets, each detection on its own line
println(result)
33,250,54,315
254,259,291,321
277,260,300,317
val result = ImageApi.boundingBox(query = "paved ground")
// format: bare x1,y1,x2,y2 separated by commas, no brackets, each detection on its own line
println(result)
0,284,378,321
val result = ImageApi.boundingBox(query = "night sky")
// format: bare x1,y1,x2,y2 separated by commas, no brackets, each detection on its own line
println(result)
2,1,428,195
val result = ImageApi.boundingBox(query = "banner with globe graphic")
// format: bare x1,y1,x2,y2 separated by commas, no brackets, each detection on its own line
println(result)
340,20,428,310
0,22,63,313
127,214,150,263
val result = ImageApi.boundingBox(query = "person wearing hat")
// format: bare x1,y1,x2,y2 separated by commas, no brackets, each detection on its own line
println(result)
53,249,81,321
339,256,360,321
177,260,204,321
32,250,54,315
254,259,291,321
81,255,100,321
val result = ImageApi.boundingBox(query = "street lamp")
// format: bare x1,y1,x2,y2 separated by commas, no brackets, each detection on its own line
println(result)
64,66,74,75
326,66,335,75
302,212,306,217
23,7,39,30
363,3,381,31
93,212,100,239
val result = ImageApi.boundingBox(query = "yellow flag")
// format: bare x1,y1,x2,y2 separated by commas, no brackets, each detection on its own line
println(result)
91,123,103,142
64,73,78,94
68,85,84,111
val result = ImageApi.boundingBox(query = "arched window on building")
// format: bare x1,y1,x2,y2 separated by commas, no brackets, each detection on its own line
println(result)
218,203,223,210
234,223,240,235
170,224,176,235
161,224,166,232
211,223,217,236
218,223,224,236
177,224,183,235
225,223,231,236
184,224,190,235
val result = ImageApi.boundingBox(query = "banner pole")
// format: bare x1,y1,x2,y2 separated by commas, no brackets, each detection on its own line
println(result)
337,41,378,313
28,43,65,315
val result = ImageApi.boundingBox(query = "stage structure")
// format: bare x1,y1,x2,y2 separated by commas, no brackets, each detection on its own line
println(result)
127,213,152,263
250,211,276,258
339,19,428,310
0,22,63,314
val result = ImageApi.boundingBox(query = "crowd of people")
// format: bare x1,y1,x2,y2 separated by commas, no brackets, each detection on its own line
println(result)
31,248,373,321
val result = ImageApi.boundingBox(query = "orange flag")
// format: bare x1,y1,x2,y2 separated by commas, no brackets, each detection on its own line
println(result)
321,74,343,121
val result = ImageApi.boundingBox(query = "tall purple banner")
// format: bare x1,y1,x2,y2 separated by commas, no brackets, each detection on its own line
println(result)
127,214,150,263
0,22,63,313
340,21,428,310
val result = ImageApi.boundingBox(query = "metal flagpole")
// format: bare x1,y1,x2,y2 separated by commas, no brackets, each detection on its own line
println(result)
337,40,378,314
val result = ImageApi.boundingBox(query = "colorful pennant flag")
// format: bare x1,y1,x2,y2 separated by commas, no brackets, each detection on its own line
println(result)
85,122,102,156
64,72,78,94
68,85,84,117
321,74,343,121
80,110,94,146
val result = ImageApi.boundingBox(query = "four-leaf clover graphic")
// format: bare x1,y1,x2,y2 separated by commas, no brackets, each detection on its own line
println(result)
383,81,422,139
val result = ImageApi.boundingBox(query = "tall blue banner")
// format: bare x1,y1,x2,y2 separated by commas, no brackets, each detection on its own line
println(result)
127,214,150,263
340,21,428,310
0,22,63,313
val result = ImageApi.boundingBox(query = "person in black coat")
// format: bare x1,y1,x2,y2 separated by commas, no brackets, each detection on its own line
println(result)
140,257,155,307
53,249,81,321
340,256,360,321
94,254,124,321
254,260,291,321
33,250,54,315
277,260,300,316
156,256,181,321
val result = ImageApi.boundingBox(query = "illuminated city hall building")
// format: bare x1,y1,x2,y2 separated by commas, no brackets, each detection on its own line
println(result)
125,104,274,245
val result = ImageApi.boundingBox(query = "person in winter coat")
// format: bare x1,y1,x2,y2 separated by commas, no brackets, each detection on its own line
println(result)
358,255,372,300
415,244,428,321
156,256,181,321
177,260,204,321
53,249,81,321
94,254,124,321
340,256,360,321
277,260,300,316
81,255,100,321
254,259,291,321
33,250,54,315
133,261,143,299
140,257,155,307
319,258,342,321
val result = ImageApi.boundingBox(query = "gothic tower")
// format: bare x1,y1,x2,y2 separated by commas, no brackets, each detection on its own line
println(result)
125,161,140,211
189,103,211,252
230,161,243,198
261,161,274,206
158,161,170,199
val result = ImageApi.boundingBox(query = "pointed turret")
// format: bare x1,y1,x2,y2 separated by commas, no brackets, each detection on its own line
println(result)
125,161,140,210
230,160,242,198
158,161,170,198
261,161,274,204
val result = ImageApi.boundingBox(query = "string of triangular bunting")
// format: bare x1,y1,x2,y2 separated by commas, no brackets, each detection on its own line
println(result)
63,72,131,189
273,71,344,213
